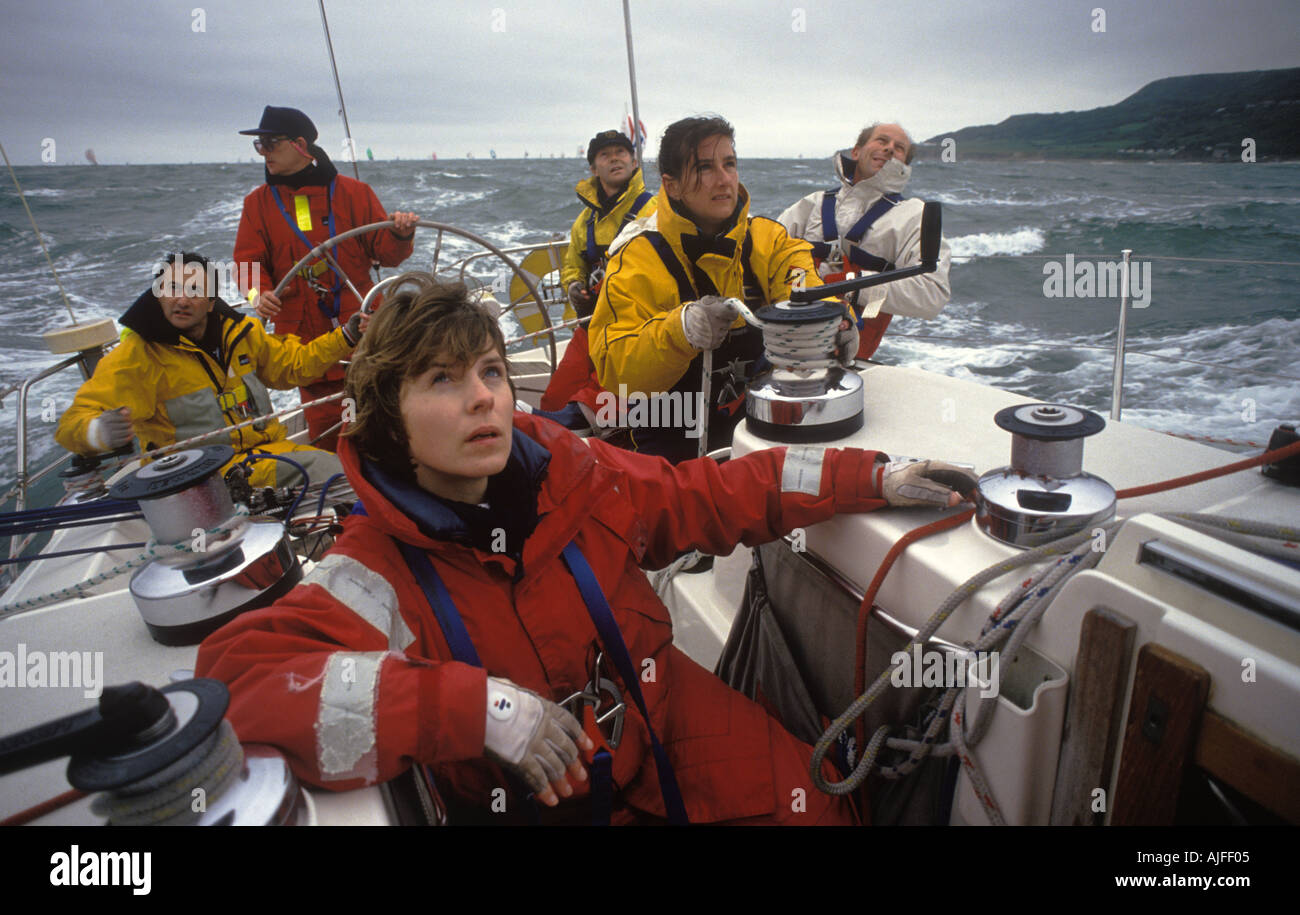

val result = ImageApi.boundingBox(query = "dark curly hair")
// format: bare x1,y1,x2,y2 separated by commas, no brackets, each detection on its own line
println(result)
657,115,735,193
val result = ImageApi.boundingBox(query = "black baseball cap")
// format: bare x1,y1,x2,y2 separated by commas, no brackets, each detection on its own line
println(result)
587,129,635,164
239,106,318,143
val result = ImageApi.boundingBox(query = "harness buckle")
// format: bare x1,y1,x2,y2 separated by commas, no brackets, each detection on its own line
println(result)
559,652,626,749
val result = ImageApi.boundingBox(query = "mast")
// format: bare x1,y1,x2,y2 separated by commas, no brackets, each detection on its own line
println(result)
316,0,362,181
621,0,645,164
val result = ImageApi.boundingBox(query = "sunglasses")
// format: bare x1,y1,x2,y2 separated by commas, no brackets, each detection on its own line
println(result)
253,136,291,153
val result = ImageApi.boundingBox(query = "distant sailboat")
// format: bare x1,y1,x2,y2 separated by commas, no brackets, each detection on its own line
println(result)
524,150,529,158
431,152,438,160
84,149,98,166
490,149,497,159
366,147,374,161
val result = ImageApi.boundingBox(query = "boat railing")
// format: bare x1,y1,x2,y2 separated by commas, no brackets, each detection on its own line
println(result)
449,239,570,314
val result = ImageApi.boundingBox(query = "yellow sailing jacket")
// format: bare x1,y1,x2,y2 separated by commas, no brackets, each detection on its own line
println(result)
588,184,822,396
561,168,657,289
57,291,352,459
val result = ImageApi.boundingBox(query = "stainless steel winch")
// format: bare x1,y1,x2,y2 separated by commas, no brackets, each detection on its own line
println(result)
743,201,944,444
108,445,301,646
0,678,310,825
745,299,866,443
975,403,1116,548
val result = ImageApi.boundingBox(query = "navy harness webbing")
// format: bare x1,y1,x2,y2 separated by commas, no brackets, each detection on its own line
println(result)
386,524,689,825
270,180,343,325
561,542,690,825
810,188,901,273
584,190,654,267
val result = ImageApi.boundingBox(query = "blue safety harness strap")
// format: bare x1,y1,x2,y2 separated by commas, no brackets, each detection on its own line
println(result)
395,542,482,667
584,190,653,268
560,542,689,825
589,749,613,826
373,506,688,825
811,188,901,273
270,180,343,325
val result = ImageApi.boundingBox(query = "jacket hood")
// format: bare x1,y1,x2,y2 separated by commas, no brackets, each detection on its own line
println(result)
648,182,752,260
340,413,600,569
575,167,646,211
832,149,910,197
119,287,243,345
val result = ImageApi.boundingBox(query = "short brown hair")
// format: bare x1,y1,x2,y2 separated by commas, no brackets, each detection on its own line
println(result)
854,123,915,165
344,272,509,481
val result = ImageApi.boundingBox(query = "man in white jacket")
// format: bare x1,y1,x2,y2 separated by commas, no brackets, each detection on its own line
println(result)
779,123,951,359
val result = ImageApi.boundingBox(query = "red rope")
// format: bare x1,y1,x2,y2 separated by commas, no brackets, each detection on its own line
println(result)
852,506,975,806
1115,437,1300,499
0,788,87,826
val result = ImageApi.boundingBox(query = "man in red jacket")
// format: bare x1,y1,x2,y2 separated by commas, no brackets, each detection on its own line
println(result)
234,105,419,449
196,272,976,824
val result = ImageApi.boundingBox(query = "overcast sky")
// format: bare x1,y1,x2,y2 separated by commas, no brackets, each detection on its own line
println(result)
2,0,1297,165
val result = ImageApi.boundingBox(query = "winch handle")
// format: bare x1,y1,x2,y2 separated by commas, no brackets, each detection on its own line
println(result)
790,201,942,304
0,681,172,777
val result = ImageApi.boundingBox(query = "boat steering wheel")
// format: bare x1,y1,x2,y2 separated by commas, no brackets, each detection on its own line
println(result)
270,219,557,369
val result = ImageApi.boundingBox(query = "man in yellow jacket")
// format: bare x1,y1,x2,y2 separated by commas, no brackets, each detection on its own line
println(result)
561,129,657,310
588,116,852,462
56,252,358,489
537,130,660,428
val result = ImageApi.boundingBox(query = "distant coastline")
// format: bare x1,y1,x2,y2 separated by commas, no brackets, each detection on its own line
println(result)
923,68,1300,162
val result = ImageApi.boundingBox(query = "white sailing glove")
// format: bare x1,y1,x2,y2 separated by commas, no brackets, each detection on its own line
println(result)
86,408,134,451
681,295,739,351
482,677,588,804
880,458,979,508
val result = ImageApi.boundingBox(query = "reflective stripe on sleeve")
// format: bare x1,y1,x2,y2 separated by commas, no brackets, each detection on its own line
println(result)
315,651,384,783
781,446,826,496
303,553,415,651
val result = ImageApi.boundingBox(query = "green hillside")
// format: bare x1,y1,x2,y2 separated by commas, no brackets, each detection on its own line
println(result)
924,69,1300,160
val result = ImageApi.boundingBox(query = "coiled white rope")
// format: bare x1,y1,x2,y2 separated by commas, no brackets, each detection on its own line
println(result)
730,298,843,371
90,719,244,825
0,505,251,616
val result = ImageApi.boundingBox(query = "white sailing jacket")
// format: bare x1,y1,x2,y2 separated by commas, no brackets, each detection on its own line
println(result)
778,153,952,321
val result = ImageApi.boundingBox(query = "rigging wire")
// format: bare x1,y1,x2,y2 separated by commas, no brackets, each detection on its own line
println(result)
316,0,361,184
0,141,78,323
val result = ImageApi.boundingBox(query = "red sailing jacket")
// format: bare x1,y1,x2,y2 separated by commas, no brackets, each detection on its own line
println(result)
234,174,413,357
196,413,886,821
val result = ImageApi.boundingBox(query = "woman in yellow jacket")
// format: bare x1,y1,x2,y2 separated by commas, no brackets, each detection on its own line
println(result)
56,252,358,489
587,116,838,462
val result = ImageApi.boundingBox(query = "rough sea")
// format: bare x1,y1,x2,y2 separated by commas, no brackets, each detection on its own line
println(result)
2,157,1298,495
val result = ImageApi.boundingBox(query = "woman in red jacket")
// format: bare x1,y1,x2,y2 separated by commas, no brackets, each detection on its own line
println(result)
196,272,975,824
